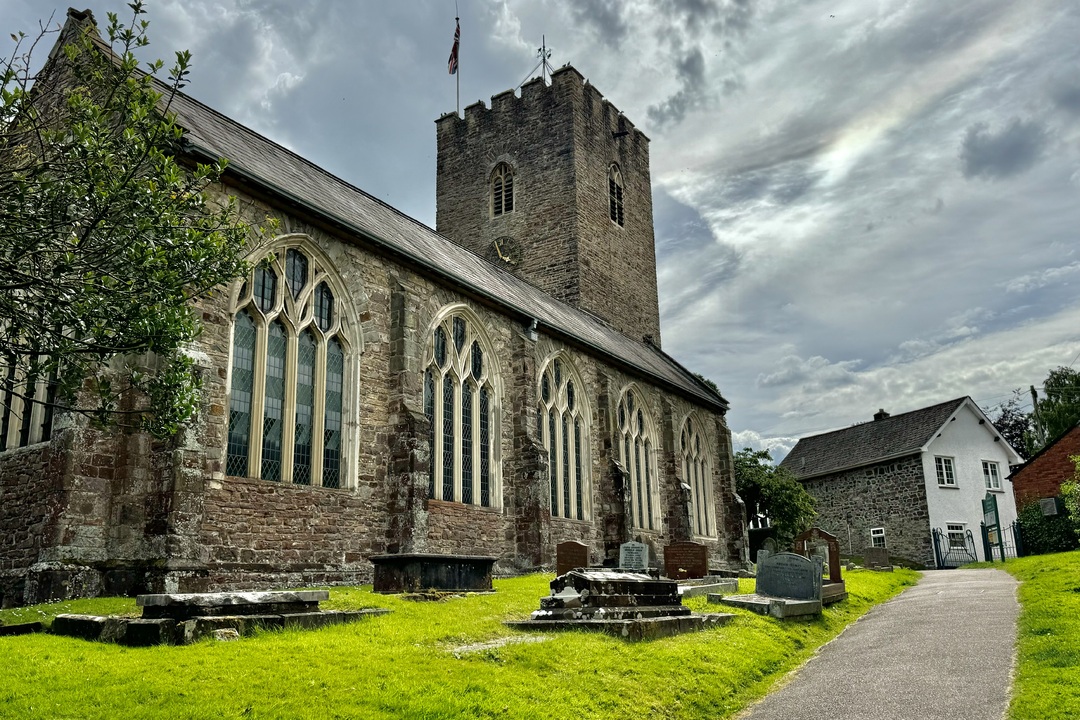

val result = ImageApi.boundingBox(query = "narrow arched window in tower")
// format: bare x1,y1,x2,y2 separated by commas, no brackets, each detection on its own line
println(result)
681,416,716,537
617,388,659,530
491,162,514,217
424,308,499,507
226,242,356,488
608,164,624,226
538,355,591,521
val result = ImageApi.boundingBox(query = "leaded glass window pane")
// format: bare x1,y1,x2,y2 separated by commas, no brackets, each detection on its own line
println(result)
261,321,287,481
567,380,575,411
453,316,466,353
286,248,308,300
462,384,473,504
315,283,334,332
618,401,626,429
480,387,490,507
255,266,277,313
471,341,483,380
644,439,653,530
425,369,435,498
562,415,570,518
549,411,557,512
627,391,634,413
541,372,550,402
323,338,343,488
227,311,256,476
293,330,316,485
434,326,447,368
553,358,562,387
633,437,643,527
574,418,583,521
442,378,454,501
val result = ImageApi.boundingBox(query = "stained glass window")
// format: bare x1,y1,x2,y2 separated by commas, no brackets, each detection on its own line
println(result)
293,330,316,485
315,283,334,332
323,338,343,488
261,321,287,481
226,311,256,477
255,266,277,313
286,248,308,300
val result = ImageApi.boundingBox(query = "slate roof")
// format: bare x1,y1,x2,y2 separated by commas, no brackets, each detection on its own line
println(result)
780,398,969,480
143,57,728,411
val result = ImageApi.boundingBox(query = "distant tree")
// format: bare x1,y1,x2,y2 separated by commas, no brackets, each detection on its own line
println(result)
1030,367,1080,452
733,447,816,548
986,389,1032,460
1,3,252,436
1061,455,1080,543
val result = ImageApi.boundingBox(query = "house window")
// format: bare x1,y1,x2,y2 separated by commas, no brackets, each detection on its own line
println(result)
870,527,886,548
608,164,624,226
681,416,715,537
982,461,1001,491
935,456,956,487
226,244,354,488
617,388,659,530
537,355,590,521
947,523,967,549
0,354,57,452
424,308,498,507
491,162,514,217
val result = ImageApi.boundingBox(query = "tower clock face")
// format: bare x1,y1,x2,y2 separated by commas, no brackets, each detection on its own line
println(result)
488,236,523,267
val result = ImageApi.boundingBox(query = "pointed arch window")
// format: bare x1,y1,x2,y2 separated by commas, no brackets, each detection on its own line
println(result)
491,162,515,217
608,164,624,226
226,244,355,488
617,388,659,530
681,416,716,537
538,355,590,520
423,309,498,507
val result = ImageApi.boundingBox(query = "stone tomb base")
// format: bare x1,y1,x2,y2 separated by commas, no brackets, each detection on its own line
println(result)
678,576,739,599
506,570,734,640
822,580,848,604
712,593,822,619
49,590,389,646
371,553,496,594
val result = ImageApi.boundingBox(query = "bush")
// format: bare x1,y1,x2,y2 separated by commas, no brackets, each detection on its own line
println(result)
1016,501,1079,555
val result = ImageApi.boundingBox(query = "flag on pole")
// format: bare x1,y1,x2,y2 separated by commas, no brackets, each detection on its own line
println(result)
448,19,460,75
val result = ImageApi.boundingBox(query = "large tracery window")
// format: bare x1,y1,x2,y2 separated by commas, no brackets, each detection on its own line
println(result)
226,245,354,488
617,388,660,530
537,355,590,521
681,416,716,538
608,164,624,226
491,162,514,217
0,353,56,452
424,309,497,507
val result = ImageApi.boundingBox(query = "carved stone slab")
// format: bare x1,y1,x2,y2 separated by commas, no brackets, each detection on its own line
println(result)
664,541,708,580
556,541,590,577
864,546,890,569
619,541,649,570
755,550,822,601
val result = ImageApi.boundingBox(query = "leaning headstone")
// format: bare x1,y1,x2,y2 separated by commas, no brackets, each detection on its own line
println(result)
664,541,708,580
619,541,649,571
794,528,846,604
864,546,892,570
762,537,779,555
756,551,822,601
556,541,590,577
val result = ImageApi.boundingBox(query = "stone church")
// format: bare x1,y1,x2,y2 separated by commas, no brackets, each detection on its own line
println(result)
0,10,747,606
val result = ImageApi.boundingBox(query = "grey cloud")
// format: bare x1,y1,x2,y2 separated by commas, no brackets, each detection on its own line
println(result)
1050,79,1080,115
647,47,707,127
569,0,627,49
756,355,861,390
960,118,1049,180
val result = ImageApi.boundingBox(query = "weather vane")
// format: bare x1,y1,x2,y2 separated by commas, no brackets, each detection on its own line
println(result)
516,35,555,90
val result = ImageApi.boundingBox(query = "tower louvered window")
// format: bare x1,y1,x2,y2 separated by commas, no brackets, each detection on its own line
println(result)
538,355,590,520
423,309,497,507
681,416,716,537
491,162,514,217
226,245,354,488
608,164,624,226
617,388,659,530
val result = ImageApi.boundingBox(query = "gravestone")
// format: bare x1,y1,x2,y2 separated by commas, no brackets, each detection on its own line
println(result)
371,553,496,593
794,527,842,583
664,541,708,580
864,546,891,570
556,541,590,577
755,550,822,601
619,541,648,570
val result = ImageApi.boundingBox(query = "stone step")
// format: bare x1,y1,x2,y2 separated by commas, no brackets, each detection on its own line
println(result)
531,605,693,621
506,612,735,640
137,590,329,620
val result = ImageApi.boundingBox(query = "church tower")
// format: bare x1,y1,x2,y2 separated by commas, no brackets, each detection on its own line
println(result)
435,66,661,344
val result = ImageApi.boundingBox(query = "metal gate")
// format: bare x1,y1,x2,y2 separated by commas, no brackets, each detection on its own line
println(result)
981,520,1023,561
932,527,978,568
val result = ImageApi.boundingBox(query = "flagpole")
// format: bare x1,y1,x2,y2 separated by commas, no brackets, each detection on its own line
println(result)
456,15,460,115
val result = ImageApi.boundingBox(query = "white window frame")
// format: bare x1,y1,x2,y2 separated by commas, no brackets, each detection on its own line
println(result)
935,456,956,487
982,460,1001,491
946,523,967,549
870,527,886,548
424,304,501,508
537,353,591,521
617,386,661,531
225,238,359,489
681,414,716,538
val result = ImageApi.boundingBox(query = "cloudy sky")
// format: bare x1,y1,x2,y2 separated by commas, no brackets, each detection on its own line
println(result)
8,0,1080,460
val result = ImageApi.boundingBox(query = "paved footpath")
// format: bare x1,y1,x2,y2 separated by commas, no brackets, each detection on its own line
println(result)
739,569,1019,720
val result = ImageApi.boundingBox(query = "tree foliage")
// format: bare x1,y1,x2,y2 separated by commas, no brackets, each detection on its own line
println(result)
1,3,251,436
1061,455,1080,543
987,388,1033,460
1031,367,1080,452
734,447,816,548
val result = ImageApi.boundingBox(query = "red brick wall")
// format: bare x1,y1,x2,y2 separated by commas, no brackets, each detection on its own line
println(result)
1011,425,1080,508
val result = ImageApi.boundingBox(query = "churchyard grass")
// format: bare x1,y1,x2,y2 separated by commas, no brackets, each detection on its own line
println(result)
994,551,1080,720
0,568,915,719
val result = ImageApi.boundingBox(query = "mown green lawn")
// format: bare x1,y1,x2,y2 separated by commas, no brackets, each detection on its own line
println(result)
0,569,916,720
996,551,1080,720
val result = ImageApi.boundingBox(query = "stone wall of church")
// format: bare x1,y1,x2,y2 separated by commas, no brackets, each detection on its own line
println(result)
0,444,56,606
800,454,933,567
